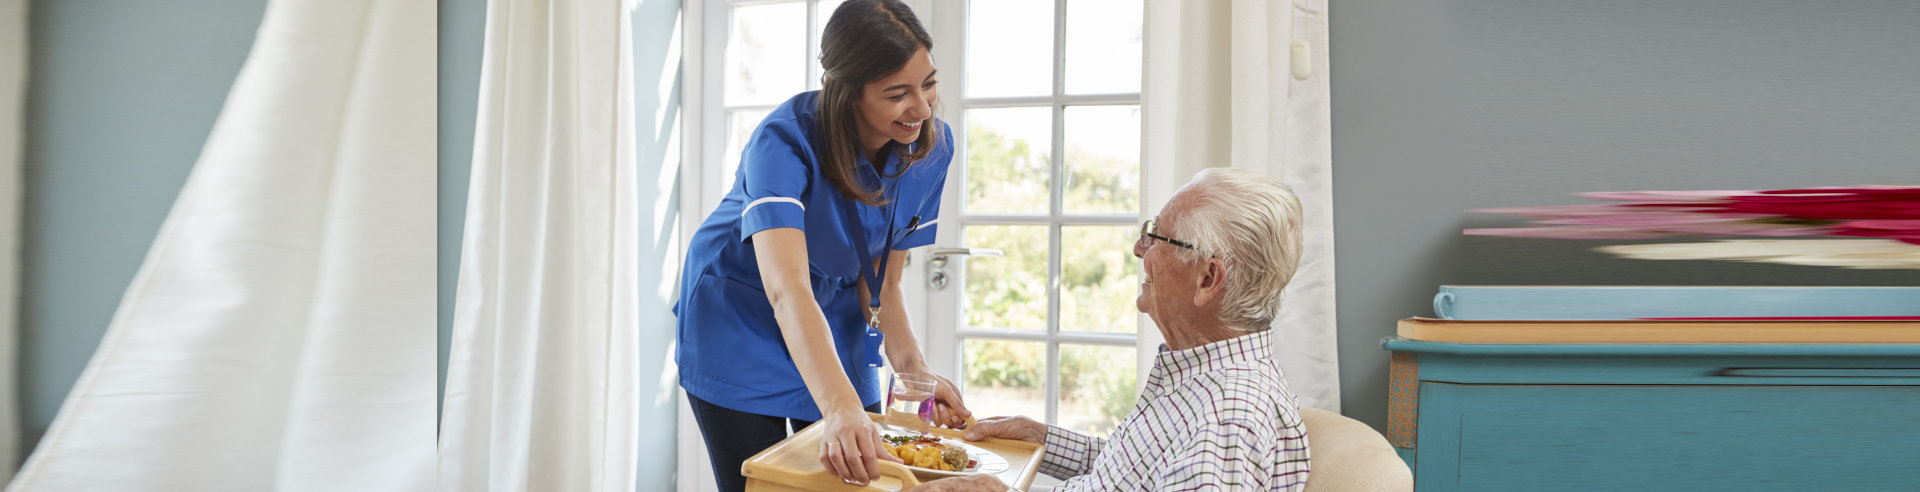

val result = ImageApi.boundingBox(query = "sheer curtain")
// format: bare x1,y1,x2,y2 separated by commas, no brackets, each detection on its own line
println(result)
5,0,436,490
1142,0,1338,410
434,0,642,489
0,0,25,483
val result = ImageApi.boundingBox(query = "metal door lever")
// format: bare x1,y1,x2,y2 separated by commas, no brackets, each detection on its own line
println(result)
927,247,1003,289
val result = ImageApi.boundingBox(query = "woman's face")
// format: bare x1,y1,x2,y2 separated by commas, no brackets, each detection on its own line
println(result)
853,46,938,155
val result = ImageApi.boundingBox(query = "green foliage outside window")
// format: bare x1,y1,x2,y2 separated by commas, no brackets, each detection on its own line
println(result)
960,114,1144,435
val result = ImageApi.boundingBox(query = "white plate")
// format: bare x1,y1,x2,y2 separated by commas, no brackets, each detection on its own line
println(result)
877,428,1011,478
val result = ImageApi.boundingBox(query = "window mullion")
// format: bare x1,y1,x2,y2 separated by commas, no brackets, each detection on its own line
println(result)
721,104,779,113
1045,341,1060,427
805,0,819,91
965,94,1139,108
1043,0,1071,428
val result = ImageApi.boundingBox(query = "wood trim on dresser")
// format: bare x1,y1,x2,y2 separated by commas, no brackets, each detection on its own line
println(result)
1387,351,1419,449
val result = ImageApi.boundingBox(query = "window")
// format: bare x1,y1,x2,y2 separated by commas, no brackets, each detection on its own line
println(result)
931,0,1145,437
710,0,845,199
696,0,1145,438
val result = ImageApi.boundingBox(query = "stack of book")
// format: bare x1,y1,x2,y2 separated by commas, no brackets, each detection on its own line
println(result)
1400,285,1920,344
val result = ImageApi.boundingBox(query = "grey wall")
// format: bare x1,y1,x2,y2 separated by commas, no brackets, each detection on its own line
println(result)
20,0,268,457
438,0,479,421
1330,0,1920,431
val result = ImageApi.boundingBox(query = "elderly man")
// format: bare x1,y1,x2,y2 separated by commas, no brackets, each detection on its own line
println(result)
915,168,1311,492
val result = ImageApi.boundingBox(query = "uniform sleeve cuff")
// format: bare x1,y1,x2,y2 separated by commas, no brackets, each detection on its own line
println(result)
738,197,807,241
895,223,937,250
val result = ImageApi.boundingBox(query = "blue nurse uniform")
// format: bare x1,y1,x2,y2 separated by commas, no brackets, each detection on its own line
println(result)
674,91,952,421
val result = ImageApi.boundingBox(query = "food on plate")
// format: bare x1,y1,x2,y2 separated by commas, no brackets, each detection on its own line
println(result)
880,434,977,472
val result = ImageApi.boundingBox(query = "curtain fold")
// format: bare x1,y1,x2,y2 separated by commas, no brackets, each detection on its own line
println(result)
435,0,640,489
5,0,436,490
0,0,25,484
1143,0,1338,410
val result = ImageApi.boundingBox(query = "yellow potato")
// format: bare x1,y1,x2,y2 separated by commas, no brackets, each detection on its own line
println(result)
919,447,942,468
927,446,956,471
883,441,960,471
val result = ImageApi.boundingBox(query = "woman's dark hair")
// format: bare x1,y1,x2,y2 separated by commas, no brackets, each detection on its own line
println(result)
817,0,939,206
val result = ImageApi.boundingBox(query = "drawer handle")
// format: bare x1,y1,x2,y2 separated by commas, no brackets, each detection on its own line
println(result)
1712,367,1920,378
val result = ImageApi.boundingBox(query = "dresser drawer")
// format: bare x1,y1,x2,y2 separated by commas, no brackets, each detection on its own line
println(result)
1415,383,1920,492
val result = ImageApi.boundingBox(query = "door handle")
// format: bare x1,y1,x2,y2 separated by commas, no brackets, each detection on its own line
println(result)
927,247,1003,290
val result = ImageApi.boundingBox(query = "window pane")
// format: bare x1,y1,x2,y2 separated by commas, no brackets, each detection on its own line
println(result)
963,338,1048,422
1062,105,1140,214
1059,225,1139,334
966,0,1054,98
963,225,1047,331
722,108,773,195
1059,344,1137,435
812,0,846,89
727,2,806,106
964,107,1052,214
1064,0,1142,95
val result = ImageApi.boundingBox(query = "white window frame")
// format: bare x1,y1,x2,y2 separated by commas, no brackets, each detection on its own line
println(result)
921,0,1146,430
677,1,1153,489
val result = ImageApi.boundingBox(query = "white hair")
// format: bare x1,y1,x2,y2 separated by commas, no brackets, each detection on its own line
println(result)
1163,168,1304,331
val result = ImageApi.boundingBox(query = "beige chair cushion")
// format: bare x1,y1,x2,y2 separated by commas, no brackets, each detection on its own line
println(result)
1299,407,1412,492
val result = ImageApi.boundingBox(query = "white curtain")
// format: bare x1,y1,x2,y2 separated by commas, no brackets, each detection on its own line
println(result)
5,0,437,490
435,0,641,489
1142,0,1338,410
0,0,26,483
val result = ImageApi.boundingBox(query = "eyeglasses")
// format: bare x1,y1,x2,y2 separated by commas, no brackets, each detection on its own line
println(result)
1138,218,1203,253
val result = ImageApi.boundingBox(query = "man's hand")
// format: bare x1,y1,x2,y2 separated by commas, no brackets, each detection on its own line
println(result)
962,415,1047,446
907,474,1008,492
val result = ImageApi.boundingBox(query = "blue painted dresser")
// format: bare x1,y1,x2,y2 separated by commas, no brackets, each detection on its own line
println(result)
1386,286,1920,491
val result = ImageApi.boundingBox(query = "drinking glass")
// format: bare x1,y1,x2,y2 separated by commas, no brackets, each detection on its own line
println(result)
885,372,938,434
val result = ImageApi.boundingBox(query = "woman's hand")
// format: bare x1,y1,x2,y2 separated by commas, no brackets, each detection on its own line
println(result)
817,405,904,486
925,372,973,430
963,415,1048,446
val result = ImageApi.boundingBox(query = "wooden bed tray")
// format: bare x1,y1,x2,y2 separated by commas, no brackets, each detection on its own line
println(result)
742,413,1045,491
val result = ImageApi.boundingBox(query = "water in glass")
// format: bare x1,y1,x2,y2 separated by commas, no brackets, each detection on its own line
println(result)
886,372,937,434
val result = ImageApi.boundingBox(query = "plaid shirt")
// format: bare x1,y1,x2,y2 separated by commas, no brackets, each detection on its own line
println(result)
1035,330,1309,491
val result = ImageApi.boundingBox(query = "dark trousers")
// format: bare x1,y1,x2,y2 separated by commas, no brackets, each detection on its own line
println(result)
687,393,882,492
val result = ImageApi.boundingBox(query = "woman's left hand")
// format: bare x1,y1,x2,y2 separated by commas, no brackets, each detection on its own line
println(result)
925,372,973,430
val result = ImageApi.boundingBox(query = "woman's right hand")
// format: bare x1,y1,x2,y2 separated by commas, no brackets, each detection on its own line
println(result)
817,405,904,486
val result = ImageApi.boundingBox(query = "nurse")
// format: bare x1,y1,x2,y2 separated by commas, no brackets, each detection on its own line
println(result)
674,0,971,489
